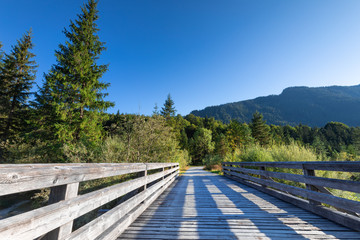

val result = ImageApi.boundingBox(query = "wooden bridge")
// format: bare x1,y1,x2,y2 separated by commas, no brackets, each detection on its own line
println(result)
0,162,360,239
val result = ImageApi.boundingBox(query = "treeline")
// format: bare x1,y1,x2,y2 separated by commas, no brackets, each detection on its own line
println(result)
191,85,360,127
160,111,360,167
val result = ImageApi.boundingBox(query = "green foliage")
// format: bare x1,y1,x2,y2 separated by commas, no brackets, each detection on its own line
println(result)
238,142,319,163
191,85,360,127
250,112,270,146
0,30,37,143
189,128,215,165
226,120,252,150
203,154,222,170
45,0,113,150
161,94,176,119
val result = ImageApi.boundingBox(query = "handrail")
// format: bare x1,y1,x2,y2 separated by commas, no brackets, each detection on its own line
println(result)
0,162,179,240
222,161,360,232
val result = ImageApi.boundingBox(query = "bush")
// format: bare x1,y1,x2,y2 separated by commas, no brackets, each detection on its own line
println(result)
203,154,222,170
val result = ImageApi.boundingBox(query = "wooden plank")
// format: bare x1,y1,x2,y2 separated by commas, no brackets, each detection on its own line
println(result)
303,168,321,205
0,163,178,196
119,167,360,239
0,163,146,196
43,182,79,240
223,161,360,172
0,177,146,239
146,163,179,171
97,174,177,240
223,170,360,213
223,166,360,193
66,171,177,240
225,174,360,232
0,166,179,240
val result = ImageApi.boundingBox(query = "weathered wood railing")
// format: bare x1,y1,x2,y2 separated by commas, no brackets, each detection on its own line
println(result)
222,161,360,232
0,162,179,240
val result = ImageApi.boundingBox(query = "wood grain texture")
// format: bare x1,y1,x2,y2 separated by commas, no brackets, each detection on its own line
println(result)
43,182,79,240
0,163,178,240
225,173,360,232
66,171,178,240
223,161,360,172
118,167,360,239
223,165,360,193
223,169,360,213
0,163,179,196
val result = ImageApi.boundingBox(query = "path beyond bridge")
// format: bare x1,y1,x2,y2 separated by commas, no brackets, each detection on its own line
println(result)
119,167,360,239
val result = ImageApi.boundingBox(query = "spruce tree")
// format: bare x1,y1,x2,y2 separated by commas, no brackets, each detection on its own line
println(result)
0,42,4,66
152,103,160,116
45,0,113,146
0,42,4,122
250,112,270,146
161,94,176,119
0,31,37,141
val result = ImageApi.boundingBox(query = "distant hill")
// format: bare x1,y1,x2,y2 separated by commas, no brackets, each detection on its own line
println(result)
190,85,360,127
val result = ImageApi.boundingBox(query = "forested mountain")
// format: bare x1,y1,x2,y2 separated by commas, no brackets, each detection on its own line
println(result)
190,85,360,127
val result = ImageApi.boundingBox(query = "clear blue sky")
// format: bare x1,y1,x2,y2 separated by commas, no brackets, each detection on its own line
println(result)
1,0,360,115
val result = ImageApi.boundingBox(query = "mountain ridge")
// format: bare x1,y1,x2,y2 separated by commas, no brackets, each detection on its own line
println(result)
190,85,360,127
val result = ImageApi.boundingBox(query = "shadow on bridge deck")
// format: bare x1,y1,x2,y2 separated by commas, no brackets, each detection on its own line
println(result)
118,167,360,239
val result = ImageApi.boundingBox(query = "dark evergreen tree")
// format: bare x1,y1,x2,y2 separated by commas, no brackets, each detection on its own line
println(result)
161,94,176,118
0,30,37,141
45,0,113,147
179,129,189,149
250,112,270,146
31,79,58,140
0,42,5,123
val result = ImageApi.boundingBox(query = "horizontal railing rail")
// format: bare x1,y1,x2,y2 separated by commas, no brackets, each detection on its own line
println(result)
0,162,179,240
222,161,360,232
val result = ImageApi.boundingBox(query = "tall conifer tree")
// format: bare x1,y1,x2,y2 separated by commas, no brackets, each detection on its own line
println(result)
161,94,176,119
46,0,113,146
250,112,270,146
0,31,37,141
0,42,4,66
0,42,5,119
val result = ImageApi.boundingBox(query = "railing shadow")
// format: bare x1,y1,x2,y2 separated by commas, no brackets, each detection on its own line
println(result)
216,174,360,239
119,167,360,239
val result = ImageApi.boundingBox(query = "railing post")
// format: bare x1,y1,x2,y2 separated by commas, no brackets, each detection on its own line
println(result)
302,165,321,206
136,164,148,192
144,164,148,190
43,182,79,240
260,166,267,188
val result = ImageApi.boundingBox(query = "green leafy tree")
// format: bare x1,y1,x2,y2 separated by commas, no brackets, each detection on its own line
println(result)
226,120,253,150
250,112,270,146
214,133,230,158
161,94,176,119
189,128,214,165
0,30,37,141
45,0,113,148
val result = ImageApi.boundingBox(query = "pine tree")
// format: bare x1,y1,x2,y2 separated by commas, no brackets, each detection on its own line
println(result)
0,30,37,141
0,42,4,66
0,42,5,122
152,103,160,116
250,112,270,146
161,94,176,119
31,79,58,139
45,0,113,146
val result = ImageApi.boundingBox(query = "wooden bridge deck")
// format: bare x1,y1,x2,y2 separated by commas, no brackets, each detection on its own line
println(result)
118,167,360,240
